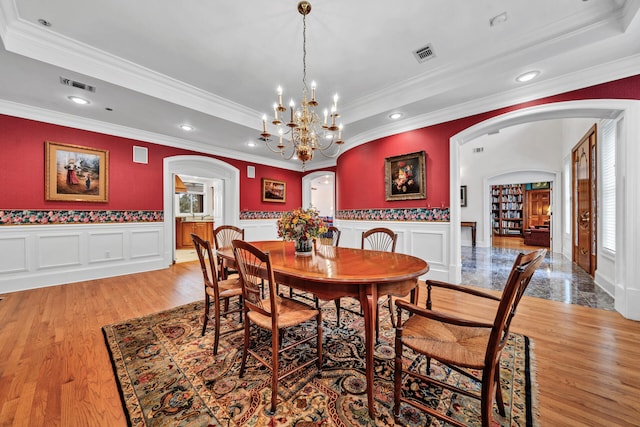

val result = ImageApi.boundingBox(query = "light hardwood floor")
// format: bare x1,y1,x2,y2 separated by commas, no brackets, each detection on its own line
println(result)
1,261,639,426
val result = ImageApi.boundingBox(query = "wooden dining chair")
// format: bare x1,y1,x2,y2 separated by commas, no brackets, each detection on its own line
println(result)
393,249,546,427
213,225,244,279
335,227,400,332
232,239,323,414
191,233,243,355
321,225,341,247
289,226,342,310
361,227,397,252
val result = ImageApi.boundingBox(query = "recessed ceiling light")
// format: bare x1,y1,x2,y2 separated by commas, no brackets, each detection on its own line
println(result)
516,71,540,83
389,112,403,120
247,141,256,147
37,18,51,27
67,96,89,105
179,124,193,131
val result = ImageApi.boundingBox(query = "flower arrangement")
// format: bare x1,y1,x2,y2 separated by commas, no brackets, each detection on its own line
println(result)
277,208,328,249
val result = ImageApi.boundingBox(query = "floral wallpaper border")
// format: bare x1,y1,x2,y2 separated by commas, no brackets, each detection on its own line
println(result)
239,208,449,222
1,208,449,225
239,211,284,220
0,210,164,225
336,208,449,222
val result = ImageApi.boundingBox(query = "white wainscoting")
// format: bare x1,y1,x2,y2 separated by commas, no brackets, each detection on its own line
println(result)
238,219,451,282
239,219,280,242
0,222,166,294
334,220,451,282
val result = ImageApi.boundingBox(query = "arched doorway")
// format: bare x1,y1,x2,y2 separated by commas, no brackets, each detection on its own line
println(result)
302,171,336,218
163,156,240,265
449,99,640,320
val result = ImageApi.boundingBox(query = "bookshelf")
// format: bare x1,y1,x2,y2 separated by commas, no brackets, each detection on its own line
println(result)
491,184,524,236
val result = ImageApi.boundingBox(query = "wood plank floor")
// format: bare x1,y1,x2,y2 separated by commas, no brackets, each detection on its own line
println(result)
1,261,639,426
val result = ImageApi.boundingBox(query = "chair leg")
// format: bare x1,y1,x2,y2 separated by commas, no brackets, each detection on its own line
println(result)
388,297,397,328
375,307,380,343
481,371,495,427
239,314,250,378
334,299,341,325
213,298,221,355
271,326,280,413
316,311,323,374
494,364,506,416
393,333,403,418
202,293,210,336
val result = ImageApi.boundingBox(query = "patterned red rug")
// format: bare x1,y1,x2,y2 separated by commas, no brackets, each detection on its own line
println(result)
102,298,538,426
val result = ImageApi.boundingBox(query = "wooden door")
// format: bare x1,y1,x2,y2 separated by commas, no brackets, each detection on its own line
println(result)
527,189,551,229
572,125,597,276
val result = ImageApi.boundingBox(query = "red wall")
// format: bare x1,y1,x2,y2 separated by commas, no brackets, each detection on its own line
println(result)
3,74,640,215
337,74,640,210
0,115,303,212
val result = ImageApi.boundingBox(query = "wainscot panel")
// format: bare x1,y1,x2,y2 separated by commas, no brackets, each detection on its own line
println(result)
0,223,166,294
334,220,450,282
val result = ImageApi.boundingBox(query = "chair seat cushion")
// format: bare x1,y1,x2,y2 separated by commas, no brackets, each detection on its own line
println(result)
400,314,491,369
205,276,243,299
248,296,319,329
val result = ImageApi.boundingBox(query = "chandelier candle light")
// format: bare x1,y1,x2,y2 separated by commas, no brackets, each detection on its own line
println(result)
260,1,344,170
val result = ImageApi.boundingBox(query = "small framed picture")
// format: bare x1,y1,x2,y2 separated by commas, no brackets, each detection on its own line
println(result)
262,178,286,203
45,141,109,202
385,151,426,201
461,185,467,207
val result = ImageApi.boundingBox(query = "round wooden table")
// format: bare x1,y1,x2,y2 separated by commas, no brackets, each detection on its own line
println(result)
217,240,429,418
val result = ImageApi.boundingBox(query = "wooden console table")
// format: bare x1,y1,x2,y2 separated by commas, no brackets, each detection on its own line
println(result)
461,221,477,247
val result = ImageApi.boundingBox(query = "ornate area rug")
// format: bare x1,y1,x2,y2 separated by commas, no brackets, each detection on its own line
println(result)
102,297,538,426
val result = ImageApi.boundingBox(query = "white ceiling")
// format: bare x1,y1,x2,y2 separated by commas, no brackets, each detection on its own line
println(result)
1,0,639,170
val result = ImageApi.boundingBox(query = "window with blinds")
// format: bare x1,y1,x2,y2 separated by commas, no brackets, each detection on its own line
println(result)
601,119,616,253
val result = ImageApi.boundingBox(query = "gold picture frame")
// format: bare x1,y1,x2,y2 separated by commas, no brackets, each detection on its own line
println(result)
385,151,426,201
262,178,286,203
45,141,109,202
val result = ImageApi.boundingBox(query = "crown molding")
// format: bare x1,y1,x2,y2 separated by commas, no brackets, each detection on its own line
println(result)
0,99,301,171
343,3,635,124
344,52,640,153
0,5,260,129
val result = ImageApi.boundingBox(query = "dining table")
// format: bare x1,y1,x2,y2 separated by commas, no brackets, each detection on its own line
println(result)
217,240,429,418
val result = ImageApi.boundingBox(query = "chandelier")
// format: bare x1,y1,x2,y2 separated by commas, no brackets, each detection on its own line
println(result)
260,1,344,170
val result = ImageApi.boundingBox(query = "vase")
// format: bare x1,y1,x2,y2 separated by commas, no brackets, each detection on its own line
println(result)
294,238,313,256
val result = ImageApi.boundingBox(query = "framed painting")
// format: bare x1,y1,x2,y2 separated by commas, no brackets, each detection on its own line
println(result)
262,178,286,203
461,185,467,207
385,151,426,201
45,141,109,202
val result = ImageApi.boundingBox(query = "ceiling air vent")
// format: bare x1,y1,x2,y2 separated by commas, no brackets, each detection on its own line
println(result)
473,147,484,153
413,44,435,64
60,77,96,92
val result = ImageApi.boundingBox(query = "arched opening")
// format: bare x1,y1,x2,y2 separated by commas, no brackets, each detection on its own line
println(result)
163,156,240,265
302,171,336,218
449,99,640,319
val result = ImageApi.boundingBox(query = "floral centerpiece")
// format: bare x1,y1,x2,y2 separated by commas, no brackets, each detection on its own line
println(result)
277,208,328,255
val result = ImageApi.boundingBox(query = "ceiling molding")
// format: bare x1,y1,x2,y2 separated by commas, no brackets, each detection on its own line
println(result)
344,52,640,153
0,8,260,129
343,3,632,124
0,99,300,171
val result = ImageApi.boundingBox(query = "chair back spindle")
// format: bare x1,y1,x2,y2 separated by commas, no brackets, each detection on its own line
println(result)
362,227,397,252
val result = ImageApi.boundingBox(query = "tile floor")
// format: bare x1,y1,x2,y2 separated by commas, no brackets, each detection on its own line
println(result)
461,245,615,311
